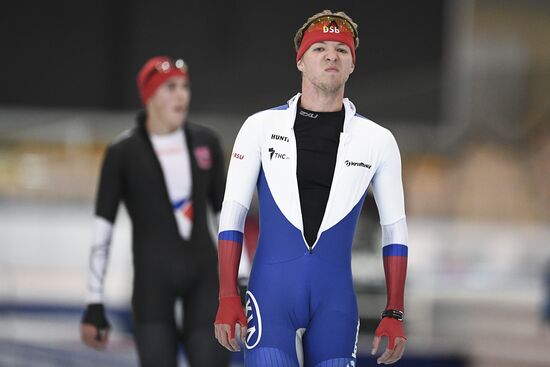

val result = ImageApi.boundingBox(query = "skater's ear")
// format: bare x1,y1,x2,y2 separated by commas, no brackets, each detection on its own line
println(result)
296,59,305,72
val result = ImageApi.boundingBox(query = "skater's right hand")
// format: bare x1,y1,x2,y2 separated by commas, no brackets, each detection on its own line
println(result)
80,303,111,349
214,296,247,352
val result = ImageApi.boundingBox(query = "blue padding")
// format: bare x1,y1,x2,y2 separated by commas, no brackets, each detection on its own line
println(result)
270,104,289,110
383,244,408,257
218,230,244,243
315,357,355,367
245,347,297,366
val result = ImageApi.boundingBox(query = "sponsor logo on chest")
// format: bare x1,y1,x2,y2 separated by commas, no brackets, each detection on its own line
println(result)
269,147,290,160
345,160,371,169
270,133,289,142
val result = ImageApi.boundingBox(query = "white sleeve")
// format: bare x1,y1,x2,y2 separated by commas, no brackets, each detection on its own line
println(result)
219,200,248,234
370,131,406,225
223,116,262,210
86,216,113,304
381,217,409,246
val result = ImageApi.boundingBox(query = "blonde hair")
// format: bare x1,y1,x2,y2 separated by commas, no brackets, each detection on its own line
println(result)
294,10,359,51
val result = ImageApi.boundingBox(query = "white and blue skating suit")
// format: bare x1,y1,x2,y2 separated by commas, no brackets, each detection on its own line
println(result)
218,93,407,366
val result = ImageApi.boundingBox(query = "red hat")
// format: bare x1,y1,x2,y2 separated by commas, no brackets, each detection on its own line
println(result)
296,15,357,63
136,56,189,104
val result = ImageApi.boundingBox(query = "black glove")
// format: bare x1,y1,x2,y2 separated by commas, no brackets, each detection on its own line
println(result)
82,303,110,340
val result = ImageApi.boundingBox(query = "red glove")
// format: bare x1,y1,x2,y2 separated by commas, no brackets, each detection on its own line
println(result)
215,296,247,339
374,317,406,350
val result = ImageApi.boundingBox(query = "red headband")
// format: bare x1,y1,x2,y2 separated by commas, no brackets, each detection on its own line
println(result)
296,16,356,63
136,56,189,105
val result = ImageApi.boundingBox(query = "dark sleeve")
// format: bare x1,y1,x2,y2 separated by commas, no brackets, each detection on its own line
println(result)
208,132,226,213
94,144,124,223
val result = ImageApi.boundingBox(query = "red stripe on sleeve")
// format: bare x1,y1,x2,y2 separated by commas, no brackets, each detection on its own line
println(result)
383,255,407,311
218,239,243,298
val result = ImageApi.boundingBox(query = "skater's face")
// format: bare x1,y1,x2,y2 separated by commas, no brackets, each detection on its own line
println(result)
297,41,355,94
147,76,191,131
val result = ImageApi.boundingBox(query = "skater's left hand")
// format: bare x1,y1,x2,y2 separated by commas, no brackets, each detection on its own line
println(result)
371,317,407,364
